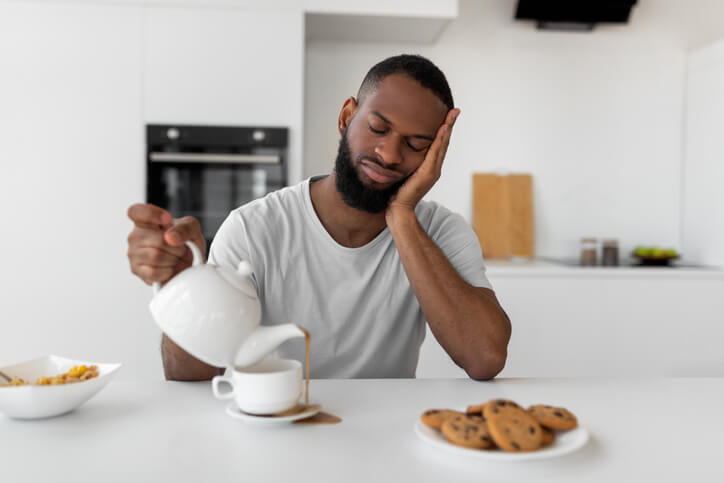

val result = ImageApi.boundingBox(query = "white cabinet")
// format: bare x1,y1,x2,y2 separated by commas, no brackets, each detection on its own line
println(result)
143,6,305,183
304,0,458,44
683,38,724,268
416,263,724,378
303,0,457,17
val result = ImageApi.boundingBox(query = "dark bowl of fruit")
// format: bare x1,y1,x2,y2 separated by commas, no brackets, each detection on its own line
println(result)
632,246,680,266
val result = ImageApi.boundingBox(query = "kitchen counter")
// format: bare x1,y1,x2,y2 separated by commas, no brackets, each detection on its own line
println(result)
484,258,724,278
415,258,724,378
2,378,722,482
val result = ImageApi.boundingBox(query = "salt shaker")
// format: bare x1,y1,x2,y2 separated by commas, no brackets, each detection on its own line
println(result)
580,238,597,266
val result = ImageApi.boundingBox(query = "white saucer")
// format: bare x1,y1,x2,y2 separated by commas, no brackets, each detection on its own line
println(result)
225,402,321,425
415,420,589,461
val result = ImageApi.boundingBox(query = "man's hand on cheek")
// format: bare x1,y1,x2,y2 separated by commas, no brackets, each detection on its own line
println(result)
386,108,460,220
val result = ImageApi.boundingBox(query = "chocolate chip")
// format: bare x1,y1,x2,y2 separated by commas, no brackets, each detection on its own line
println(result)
496,401,505,406
554,411,564,417
451,424,459,431
492,407,499,414
504,427,511,434
513,418,519,424
512,441,520,450
529,426,536,434
545,405,552,408
482,436,490,442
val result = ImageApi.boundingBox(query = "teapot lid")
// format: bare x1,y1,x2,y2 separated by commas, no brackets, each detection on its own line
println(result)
216,262,257,298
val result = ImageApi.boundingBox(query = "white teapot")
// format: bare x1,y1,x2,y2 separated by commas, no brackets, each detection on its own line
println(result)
149,241,305,368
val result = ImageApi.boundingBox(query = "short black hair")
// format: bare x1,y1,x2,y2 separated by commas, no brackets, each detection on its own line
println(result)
356,54,454,110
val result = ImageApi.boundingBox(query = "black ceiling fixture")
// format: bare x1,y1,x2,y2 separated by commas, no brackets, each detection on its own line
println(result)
515,0,638,32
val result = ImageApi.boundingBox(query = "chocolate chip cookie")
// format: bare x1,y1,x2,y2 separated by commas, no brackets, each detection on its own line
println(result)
420,409,466,429
527,405,578,430
466,403,486,416
484,403,543,452
440,414,495,449
540,426,556,447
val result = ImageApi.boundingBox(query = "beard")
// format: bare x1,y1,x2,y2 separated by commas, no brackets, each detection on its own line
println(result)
333,130,406,214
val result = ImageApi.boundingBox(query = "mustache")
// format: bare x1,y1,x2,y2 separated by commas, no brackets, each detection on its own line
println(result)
356,155,400,173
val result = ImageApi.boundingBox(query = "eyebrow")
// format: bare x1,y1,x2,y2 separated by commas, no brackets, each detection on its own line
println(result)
370,110,435,141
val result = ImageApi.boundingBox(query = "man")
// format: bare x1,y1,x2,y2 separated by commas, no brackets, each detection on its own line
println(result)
127,54,511,381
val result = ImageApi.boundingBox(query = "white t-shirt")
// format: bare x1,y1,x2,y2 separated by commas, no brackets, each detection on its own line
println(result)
208,176,492,378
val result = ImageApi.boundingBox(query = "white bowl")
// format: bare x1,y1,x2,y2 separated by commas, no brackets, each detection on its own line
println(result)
0,355,121,419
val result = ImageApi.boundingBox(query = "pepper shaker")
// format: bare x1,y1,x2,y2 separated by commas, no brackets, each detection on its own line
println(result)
602,239,619,266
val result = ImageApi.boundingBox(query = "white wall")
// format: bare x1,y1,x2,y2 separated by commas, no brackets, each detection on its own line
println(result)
0,0,305,381
304,0,724,260
682,38,724,267
0,2,161,378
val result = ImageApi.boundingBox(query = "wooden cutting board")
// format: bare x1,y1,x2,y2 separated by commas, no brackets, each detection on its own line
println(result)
472,173,534,259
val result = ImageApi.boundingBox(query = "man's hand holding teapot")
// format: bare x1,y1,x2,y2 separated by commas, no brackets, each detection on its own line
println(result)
126,203,206,286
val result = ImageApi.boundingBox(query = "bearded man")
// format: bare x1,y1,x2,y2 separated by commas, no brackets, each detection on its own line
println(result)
127,54,511,381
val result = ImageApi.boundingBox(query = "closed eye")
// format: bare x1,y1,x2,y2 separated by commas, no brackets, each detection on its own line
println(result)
406,141,428,153
369,122,429,152
368,124,386,135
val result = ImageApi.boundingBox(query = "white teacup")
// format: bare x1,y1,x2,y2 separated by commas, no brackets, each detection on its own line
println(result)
211,359,302,415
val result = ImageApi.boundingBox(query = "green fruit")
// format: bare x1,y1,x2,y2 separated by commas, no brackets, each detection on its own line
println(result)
634,247,651,257
663,248,678,257
650,248,664,258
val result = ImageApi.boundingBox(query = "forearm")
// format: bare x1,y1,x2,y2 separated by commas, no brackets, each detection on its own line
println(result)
161,334,221,381
387,208,511,380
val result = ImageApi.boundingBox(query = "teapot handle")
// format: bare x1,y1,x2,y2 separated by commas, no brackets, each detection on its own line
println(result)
152,240,204,295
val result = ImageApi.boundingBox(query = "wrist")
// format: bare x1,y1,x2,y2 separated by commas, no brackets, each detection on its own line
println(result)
385,203,418,233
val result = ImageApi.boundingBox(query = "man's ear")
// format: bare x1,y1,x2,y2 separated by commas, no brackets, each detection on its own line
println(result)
338,97,358,135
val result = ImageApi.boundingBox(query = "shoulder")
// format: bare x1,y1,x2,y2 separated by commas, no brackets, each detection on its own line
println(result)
234,180,306,222
213,180,308,247
414,200,491,288
414,200,470,239
209,180,308,267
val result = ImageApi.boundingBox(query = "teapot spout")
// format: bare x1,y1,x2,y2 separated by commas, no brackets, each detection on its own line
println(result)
233,324,306,368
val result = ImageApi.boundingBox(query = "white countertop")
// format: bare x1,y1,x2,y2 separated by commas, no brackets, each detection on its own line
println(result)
2,378,722,482
485,258,724,278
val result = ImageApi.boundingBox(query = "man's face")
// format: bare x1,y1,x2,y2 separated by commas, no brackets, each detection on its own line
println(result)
334,74,448,213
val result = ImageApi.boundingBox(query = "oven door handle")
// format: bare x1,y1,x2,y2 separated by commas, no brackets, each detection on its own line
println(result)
149,152,280,164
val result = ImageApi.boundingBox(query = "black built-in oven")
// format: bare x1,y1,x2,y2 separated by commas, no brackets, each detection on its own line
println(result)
146,124,288,248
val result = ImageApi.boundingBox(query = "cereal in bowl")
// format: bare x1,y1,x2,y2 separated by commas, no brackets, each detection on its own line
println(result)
0,365,99,387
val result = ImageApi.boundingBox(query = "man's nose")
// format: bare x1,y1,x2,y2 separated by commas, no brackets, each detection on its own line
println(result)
374,133,403,167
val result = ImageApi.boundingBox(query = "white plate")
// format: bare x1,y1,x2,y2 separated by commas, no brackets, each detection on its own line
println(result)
415,420,589,461
0,355,122,419
225,401,320,425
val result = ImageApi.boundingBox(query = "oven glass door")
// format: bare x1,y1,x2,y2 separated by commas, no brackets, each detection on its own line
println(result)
148,157,284,245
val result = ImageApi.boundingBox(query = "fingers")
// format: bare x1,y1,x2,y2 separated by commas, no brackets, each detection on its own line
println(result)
419,110,458,178
448,108,461,126
133,265,175,286
128,203,172,229
163,216,204,248
432,108,460,169
130,245,183,267
127,229,189,285
126,203,205,285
